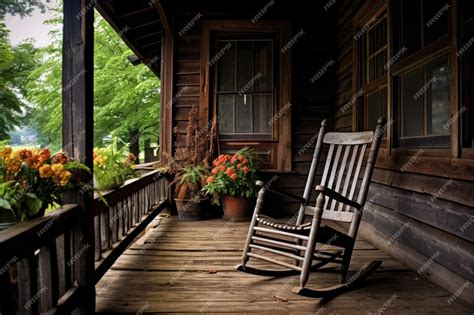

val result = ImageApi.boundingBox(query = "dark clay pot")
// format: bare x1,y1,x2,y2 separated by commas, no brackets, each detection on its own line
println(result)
175,198,206,221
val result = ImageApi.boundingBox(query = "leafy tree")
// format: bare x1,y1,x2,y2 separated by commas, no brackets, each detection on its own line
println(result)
0,22,38,140
25,8,160,158
0,0,46,18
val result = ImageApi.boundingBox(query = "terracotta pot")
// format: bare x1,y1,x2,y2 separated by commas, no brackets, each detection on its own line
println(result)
175,198,206,221
221,195,252,221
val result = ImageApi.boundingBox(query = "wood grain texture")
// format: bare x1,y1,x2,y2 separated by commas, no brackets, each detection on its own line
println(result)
95,213,473,313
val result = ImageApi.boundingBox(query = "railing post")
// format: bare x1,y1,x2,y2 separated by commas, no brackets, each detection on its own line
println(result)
62,0,95,313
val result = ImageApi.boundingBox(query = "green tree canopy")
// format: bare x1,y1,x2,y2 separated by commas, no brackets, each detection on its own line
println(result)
0,0,46,18
25,8,160,154
0,22,38,140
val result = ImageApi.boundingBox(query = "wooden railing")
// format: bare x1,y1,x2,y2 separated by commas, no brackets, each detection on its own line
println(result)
93,169,169,282
0,204,85,314
0,169,169,314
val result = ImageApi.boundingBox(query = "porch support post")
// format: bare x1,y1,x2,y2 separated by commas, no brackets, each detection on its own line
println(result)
62,0,95,313
155,0,173,162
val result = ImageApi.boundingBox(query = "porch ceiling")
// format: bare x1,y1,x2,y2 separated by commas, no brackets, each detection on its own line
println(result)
95,0,163,78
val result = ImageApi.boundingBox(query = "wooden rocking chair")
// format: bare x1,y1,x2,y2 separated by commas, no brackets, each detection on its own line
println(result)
236,118,386,297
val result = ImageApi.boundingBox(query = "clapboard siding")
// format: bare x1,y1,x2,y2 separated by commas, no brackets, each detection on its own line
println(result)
333,0,474,296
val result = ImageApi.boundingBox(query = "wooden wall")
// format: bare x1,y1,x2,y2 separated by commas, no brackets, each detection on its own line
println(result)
169,1,337,215
333,0,474,302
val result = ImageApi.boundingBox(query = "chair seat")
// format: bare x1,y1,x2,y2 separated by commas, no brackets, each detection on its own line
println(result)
256,214,353,248
256,214,312,231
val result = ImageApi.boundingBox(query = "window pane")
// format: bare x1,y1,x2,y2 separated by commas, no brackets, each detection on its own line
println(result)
253,94,272,134
236,41,253,93
217,95,234,133
426,55,450,135
254,41,273,91
217,41,235,91
401,0,422,54
367,88,386,131
423,0,448,46
235,95,252,133
401,67,424,137
368,19,387,55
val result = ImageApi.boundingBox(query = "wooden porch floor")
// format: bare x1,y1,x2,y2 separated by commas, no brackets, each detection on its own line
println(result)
96,212,472,314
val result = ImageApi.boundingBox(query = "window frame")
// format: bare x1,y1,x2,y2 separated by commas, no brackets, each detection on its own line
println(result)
200,20,292,171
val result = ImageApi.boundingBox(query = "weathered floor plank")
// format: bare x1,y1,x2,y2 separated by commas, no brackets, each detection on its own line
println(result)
96,213,473,314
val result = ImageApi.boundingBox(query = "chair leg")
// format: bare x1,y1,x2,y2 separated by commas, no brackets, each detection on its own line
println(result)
296,193,324,290
339,246,353,283
238,188,265,268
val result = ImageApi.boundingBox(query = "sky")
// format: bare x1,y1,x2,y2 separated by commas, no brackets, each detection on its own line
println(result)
4,1,59,47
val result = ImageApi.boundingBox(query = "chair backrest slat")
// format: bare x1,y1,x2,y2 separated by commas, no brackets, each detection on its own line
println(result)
320,144,335,187
346,143,367,212
329,145,351,211
338,145,359,211
324,144,343,208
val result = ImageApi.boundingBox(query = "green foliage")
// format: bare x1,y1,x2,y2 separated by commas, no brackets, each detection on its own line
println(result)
0,0,46,18
93,140,138,191
202,147,261,205
24,5,160,152
175,166,208,201
0,22,38,141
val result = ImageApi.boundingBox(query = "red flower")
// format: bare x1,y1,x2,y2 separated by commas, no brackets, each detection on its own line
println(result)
226,168,234,176
230,173,238,181
230,156,238,163
237,163,242,169
243,166,249,174
238,155,245,160
219,165,226,172
211,167,219,175
242,159,249,164
207,176,215,184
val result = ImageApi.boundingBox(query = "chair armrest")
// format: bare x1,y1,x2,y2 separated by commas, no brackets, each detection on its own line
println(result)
267,188,306,203
315,185,361,209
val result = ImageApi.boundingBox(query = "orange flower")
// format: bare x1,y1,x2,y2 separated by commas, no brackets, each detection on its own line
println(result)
207,176,215,184
4,156,21,173
226,168,234,176
230,156,238,163
238,155,245,160
211,167,219,175
230,173,238,181
40,148,51,159
0,147,12,158
219,165,226,172
128,153,136,162
18,149,33,161
242,159,249,164
243,166,249,174
39,165,54,179
52,152,68,164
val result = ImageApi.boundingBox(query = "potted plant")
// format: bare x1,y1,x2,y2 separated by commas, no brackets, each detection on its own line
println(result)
174,166,209,221
93,142,138,191
202,147,261,221
166,105,216,220
0,146,89,229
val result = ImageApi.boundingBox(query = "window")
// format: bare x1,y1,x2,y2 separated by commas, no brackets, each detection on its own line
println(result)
392,0,451,148
202,21,292,170
216,40,274,139
358,15,388,132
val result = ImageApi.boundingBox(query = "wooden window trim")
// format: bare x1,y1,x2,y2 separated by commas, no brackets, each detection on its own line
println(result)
200,20,292,171
352,0,473,179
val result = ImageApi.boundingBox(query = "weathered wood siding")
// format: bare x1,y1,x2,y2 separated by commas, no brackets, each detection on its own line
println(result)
333,0,474,298
170,1,337,215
